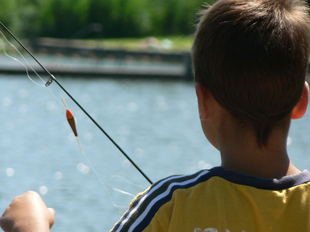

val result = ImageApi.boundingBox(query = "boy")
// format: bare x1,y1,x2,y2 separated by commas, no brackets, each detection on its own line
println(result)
1,0,310,231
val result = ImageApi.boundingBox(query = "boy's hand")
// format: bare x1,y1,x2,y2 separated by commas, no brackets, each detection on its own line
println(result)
0,191,54,232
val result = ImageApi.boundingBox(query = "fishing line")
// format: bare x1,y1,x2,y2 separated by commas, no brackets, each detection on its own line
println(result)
62,97,114,192
0,30,45,87
0,32,132,202
0,28,64,108
0,22,153,185
0,35,134,195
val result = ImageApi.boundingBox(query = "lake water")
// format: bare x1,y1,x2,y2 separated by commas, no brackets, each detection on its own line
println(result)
0,74,309,231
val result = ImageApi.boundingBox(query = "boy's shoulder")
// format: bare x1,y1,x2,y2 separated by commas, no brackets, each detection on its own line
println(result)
112,167,310,232
147,167,310,195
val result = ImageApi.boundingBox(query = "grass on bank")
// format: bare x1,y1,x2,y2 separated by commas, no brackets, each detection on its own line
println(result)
80,36,193,51
0,35,193,54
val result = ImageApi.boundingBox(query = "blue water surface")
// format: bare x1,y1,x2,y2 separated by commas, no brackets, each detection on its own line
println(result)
0,75,308,232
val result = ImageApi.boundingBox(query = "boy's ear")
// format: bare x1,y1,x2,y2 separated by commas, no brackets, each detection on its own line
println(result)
196,83,210,120
291,82,309,119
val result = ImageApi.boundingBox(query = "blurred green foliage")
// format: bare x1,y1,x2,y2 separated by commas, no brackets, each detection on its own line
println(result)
0,0,215,38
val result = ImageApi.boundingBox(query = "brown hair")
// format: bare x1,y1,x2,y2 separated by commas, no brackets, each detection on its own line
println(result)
193,0,310,146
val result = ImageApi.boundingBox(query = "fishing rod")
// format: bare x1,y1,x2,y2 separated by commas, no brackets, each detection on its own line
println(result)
0,22,153,185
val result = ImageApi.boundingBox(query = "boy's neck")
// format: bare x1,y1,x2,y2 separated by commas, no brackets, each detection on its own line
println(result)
221,151,300,179
218,122,301,179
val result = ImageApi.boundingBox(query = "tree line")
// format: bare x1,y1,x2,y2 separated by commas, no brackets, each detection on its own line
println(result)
0,0,215,38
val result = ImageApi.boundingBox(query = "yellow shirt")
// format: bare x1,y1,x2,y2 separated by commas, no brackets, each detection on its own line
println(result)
111,167,310,232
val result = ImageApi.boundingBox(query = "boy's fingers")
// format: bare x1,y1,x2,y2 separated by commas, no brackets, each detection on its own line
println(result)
48,208,55,227
0,216,13,231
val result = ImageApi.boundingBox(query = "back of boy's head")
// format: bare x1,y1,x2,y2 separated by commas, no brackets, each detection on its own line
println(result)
193,0,310,146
